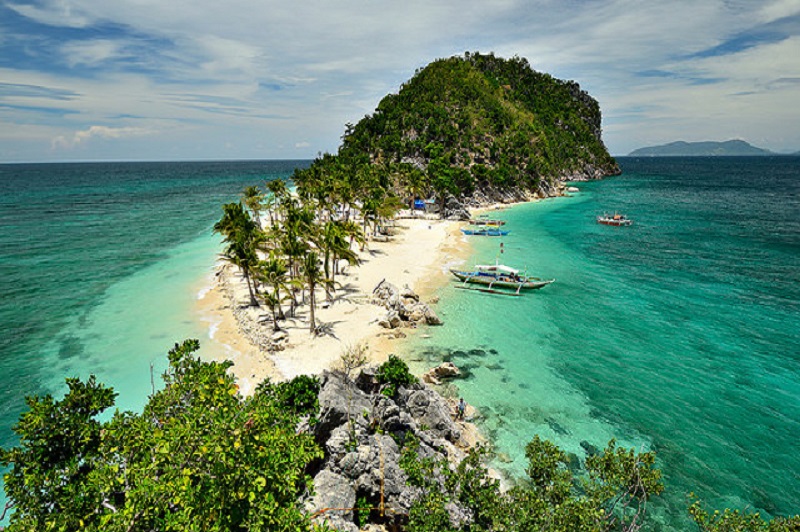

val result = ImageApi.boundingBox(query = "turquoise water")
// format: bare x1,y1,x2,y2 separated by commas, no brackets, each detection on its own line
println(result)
2,157,798,528
404,157,800,529
0,160,308,517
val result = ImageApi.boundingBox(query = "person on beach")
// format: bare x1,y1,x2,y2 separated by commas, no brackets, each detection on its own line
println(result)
457,397,466,420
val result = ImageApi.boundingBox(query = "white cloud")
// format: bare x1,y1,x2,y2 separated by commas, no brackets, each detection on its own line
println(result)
51,125,153,150
2,0,800,160
758,0,800,23
61,39,128,67
6,0,92,28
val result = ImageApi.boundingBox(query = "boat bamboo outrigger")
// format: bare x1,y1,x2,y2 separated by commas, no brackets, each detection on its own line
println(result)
460,227,510,236
450,263,554,295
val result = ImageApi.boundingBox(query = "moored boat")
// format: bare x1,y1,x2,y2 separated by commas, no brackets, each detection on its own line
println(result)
450,263,554,294
461,227,510,236
467,218,506,226
597,212,633,226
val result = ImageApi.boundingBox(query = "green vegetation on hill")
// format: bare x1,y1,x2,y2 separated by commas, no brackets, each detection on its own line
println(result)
293,52,619,213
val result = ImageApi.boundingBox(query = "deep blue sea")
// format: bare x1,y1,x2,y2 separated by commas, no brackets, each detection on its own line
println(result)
1,157,798,529
405,157,800,530
0,160,308,518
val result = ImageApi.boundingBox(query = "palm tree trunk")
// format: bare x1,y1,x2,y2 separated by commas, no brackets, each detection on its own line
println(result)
270,303,279,331
308,280,316,334
243,270,258,307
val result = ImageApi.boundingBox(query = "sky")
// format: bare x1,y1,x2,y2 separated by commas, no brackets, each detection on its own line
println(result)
1,0,799,162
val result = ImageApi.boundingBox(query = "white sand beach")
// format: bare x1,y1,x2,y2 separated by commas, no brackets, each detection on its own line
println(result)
196,215,471,395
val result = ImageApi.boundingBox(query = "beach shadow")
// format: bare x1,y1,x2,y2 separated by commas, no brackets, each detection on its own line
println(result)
333,283,361,297
314,320,344,340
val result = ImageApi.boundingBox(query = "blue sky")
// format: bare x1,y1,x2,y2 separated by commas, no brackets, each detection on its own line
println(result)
1,0,799,162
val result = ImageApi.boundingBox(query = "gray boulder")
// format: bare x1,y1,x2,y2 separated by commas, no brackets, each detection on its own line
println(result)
351,434,412,513
422,362,461,385
315,372,373,443
399,386,461,442
308,470,358,531
399,285,419,301
424,306,443,325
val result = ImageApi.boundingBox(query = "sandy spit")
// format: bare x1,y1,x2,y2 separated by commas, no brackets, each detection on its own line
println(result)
196,215,473,395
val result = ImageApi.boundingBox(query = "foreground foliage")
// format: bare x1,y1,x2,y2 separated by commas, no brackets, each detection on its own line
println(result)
1,340,323,531
689,499,800,532
3,341,799,531
400,434,664,532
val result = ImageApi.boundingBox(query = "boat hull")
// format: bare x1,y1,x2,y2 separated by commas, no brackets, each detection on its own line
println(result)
467,219,506,226
460,228,510,236
597,213,633,226
450,269,554,290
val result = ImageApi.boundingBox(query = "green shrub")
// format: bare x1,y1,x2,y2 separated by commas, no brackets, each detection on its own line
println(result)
274,374,320,415
377,355,417,397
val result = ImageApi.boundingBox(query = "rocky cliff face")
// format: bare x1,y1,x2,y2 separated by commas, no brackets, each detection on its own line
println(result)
306,369,473,531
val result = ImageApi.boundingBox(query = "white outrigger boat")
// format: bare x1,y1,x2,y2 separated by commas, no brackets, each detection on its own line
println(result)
450,263,555,295
597,212,633,226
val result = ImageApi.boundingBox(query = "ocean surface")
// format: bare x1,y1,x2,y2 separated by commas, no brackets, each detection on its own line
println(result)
1,157,798,529
0,160,308,517
404,156,800,529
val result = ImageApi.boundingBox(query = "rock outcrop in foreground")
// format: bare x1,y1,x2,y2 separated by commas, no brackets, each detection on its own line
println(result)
306,368,473,531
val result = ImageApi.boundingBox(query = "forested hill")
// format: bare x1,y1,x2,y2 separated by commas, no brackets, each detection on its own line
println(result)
294,53,619,207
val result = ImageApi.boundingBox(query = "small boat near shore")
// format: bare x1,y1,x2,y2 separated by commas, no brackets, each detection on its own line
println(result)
461,227,510,236
450,263,554,295
467,218,506,226
597,212,633,226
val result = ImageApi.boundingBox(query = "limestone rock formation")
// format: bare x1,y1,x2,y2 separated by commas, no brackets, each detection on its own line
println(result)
422,362,461,385
309,368,471,529
373,281,442,328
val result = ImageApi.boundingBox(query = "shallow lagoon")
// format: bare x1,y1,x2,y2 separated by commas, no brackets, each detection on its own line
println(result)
405,157,800,529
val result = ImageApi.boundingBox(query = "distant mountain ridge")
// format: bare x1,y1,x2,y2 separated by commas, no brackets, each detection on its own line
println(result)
629,140,772,156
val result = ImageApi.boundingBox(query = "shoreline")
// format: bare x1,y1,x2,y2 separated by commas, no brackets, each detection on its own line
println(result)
196,213,474,394
195,197,545,465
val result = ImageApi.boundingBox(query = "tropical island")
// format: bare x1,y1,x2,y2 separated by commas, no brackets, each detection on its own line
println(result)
628,140,773,157
2,53,798,531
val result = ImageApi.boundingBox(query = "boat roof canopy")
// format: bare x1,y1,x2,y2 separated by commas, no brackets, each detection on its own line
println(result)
476,264,519,275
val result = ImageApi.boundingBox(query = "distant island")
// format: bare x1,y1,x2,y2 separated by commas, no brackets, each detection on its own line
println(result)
628,140,772,156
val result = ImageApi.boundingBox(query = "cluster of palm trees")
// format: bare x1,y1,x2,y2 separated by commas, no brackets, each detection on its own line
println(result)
214,172,407,335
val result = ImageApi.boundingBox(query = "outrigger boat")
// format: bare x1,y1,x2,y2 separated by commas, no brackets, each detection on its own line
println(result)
467,218,506,226
461,227,510,236
597,212,633,226
450,263,554,295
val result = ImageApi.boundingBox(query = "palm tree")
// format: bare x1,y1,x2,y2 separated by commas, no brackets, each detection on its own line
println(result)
264,178,289,226
302,251,325,334
339,219,366,254
241,185,264,228
257,256,288,330
400,166,428,216
316,221,360,301
213,202,254,241
214,202,261,307
220,236,260,307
